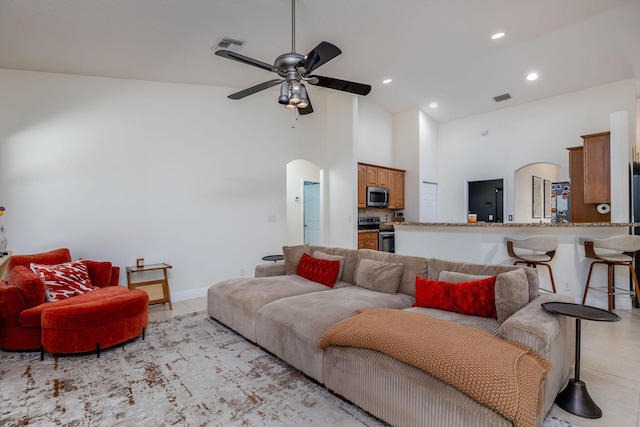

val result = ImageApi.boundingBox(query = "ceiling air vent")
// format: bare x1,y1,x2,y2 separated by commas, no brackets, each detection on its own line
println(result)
493,93,512,103
212,38,245,52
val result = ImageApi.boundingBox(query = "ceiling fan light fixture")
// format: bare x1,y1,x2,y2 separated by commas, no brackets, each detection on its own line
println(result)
278,82,290,104
290,82,302,104
216,0,371,117
297,85,308,108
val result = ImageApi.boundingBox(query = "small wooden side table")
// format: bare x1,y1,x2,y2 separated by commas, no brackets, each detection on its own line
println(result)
542,301,620,419
126,263,173,310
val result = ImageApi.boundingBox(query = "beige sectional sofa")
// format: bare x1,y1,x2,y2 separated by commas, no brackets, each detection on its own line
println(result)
207,246,575,427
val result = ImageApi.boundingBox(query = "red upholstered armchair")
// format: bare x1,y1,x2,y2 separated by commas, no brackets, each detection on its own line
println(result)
0,248,121,351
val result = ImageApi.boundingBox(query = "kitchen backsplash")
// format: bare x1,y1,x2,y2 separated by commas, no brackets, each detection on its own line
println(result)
358,207,402,222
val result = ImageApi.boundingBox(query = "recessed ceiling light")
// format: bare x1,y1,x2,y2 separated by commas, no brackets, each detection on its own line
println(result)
526,72,538,81
491,32,505,40
382,79,392,84
429,102,438,108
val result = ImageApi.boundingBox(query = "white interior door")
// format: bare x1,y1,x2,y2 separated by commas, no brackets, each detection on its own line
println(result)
420,181,438,222
304,181,320,244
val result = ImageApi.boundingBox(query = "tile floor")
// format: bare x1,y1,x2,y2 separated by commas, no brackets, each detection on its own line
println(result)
151,298,640,426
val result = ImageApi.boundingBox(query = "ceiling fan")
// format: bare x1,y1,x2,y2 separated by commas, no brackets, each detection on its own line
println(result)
215,0,371,115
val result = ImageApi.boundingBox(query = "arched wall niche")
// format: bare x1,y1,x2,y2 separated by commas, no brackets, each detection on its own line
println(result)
514,162,562,222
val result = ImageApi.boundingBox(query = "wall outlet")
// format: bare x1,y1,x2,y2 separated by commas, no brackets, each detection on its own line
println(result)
564,282,571,291
508,215,513,221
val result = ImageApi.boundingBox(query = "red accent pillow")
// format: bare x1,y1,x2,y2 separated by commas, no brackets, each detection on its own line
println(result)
296,253,340,288
82,260,113,288
8,266,46,308
413,276,498,319
30,259,94,302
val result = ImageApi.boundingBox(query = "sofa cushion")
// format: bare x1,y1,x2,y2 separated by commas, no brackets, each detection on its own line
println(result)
30,260,94,302
207,275,336,343
255,286,414,383
283,244,310,275
313,251,345,283
428,258,539,302
7,248,71,274
413,276,498,319
81,260,113,288
8,266,46,308
494,269,530,324
310,246,358,285
296,253,340,288
439,269,530,324
355,258,403,294
356,249,428,296
19,285,130,328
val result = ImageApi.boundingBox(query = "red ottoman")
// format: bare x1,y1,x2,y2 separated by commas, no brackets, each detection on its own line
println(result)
40,289,149,359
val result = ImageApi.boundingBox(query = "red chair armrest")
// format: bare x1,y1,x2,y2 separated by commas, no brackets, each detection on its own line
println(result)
110,266,120,286
0,283,27,327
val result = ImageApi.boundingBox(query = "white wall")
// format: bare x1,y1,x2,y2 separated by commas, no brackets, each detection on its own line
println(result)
392,110,421,221
437,78,637,222
356,97,393,166
0,69,327,299
326,93,358,248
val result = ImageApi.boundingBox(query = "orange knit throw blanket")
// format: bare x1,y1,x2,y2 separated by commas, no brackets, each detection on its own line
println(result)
318,308,551,427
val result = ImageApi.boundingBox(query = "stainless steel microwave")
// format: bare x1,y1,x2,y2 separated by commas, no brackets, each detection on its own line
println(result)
367,186,390,207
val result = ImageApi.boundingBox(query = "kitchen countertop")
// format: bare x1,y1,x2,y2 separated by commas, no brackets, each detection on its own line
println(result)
390,222,640,228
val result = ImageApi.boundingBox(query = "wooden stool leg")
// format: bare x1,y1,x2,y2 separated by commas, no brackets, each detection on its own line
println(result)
542,263,557,293
627,264,640,306
607,263,614,311
582,262,599,305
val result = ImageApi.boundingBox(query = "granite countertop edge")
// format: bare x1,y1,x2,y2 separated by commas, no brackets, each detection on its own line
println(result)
389,222,640,228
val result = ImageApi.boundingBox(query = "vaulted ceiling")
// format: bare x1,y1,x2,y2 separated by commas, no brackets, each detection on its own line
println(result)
1,0,638,122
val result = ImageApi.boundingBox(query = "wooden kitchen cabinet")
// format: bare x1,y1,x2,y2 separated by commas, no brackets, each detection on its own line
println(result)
358,162,405,210
388,170,405,209
357,164,366,208
358,232,378,250
568,146,610,223
582,132,610,203
366,165,388,187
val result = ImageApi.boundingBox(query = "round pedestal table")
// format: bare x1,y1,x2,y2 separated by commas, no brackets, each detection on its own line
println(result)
542,301,621,419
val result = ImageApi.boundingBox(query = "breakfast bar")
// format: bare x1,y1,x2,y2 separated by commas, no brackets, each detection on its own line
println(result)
394,222,639,309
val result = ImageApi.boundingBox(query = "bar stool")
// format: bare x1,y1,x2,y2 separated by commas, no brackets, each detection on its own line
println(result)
581,235,640,310
505,236,557,293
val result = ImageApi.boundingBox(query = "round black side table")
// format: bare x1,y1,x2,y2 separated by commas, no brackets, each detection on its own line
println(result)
542,301,621,419
261,255,284,263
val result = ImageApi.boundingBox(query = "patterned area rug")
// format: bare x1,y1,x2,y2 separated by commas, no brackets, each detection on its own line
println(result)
0,311,578,426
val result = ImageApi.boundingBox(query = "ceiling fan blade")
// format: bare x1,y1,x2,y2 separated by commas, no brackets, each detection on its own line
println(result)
308,75,372,96
299,41,342,74
298,94,314,115
228,79,284,100
215,50,276,72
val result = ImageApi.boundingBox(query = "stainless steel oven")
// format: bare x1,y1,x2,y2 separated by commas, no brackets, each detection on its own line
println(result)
378,229,395,253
